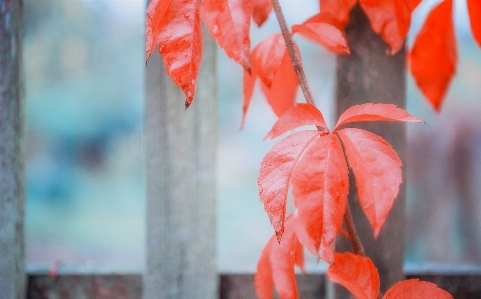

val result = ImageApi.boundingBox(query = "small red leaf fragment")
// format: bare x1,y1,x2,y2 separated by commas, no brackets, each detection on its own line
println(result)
359,0,411,55
333,103,423,131
255,241,274,299
260,51,299,118
410,0,422,11
409,0,457,111
327,253,380,299
201,0,251,70
252,0,272,27
146,0,202,107
292,22,350,54
258,131,319,238
241,67,257,128
265,103,329,140
337,128,402,238
467,0,481,48
318,0,357,29
252,34,286,88
291,134,349,263
255,216,302,299
383,279,453,299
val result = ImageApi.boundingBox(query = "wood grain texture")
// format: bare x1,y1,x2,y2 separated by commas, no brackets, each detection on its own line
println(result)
0,1,25,298
330,4,407,297
143,29,217,298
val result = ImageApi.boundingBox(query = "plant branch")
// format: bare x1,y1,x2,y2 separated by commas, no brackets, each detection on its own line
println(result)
271,0,316,106
344,202,366,256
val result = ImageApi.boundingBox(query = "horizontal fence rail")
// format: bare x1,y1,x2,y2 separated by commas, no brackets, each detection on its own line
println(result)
27,272,481,299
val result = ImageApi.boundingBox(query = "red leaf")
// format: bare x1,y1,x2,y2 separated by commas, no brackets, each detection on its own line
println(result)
467,0,481,48
291,134,349,263
242,34,298,125
260,49,299,118
201,0,251,70
146,0,202,108
359,0,411,55
318,0,357,29
255,216,302,299
252,34,286,88
336,128,402,238
409,0,457,111
241,67,257,128
258,131,320,239
327,253,380,299
255,239,274,299
292,21,351,54
383,279,453,299
265,103,328,140
333,103,423,131
253,0,272,27
410,0,421,11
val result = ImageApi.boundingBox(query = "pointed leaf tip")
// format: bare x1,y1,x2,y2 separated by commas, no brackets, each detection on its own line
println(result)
409,0,457,111
337,128,402,239
334,103,423,131
201,0,251,70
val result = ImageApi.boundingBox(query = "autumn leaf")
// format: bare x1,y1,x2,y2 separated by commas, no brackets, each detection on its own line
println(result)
252,34,286,88
409,0,457,111
333,103,423,131
242,34,299,125
327,253,380,299
291,134,349,263
260,51,299,117
265,103,329,140
383,279,453,299
258,131,321,239
467,0,481,48
410,0,422,11
318,0,357,29
359,0,411,55
252,0,272,27
255,215,303,299
337,128,402,238
146,0,202,108
292,20,351,54
201,0,251,70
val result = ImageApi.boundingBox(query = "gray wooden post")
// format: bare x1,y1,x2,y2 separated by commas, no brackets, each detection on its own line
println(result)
0,1,25,298
328,5,406,297
143,31,217,298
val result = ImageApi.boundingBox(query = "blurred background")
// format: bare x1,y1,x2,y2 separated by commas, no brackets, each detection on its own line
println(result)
24,0,481,274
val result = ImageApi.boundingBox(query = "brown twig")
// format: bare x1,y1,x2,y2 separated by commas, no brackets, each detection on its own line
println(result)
271,0,316,106
344,202,366,256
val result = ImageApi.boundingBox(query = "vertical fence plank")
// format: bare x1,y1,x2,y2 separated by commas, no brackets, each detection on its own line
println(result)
0,1,25,298
144,30,217,298
328,5,406,297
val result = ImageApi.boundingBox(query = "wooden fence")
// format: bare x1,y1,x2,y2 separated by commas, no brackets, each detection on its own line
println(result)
1,2,481,298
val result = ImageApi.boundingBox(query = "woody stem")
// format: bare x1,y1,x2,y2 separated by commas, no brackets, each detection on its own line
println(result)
344,202,366,256
271,0,316,106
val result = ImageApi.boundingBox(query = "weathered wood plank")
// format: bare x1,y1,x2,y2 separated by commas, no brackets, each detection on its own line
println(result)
330,4,407,297
0,1,25,298
143,30,217,298
27,274,142,299
25,272,481,299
